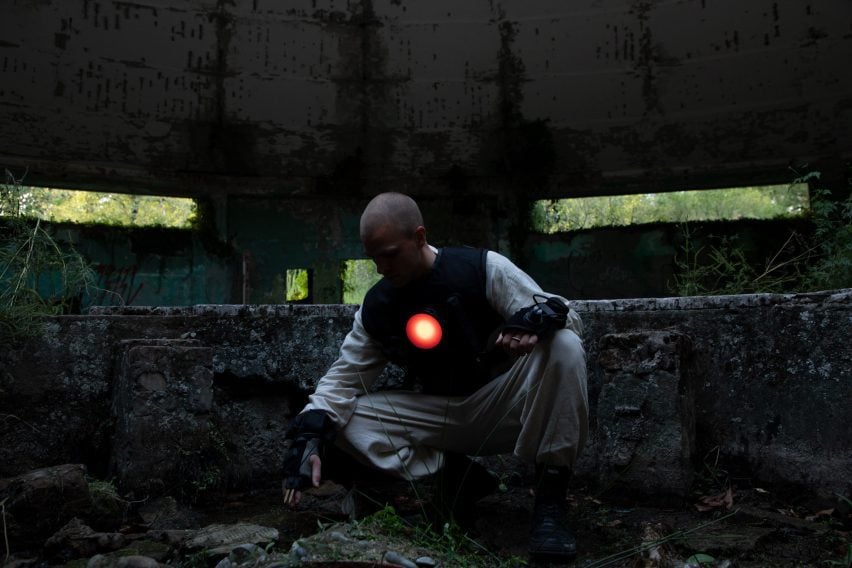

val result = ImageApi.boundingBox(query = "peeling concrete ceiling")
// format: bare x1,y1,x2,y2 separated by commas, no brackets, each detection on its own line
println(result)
1,0,850,198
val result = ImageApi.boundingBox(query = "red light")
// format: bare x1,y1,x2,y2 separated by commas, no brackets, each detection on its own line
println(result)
406,313,443,349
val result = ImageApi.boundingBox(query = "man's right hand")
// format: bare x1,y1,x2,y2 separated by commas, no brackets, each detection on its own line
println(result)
281,409,335,506
283,453,322,506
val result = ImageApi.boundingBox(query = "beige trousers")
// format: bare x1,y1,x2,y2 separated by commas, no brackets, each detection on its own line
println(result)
336,329,589,480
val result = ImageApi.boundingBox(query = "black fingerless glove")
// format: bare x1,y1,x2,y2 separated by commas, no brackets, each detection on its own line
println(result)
282,409,336,491
503,295,569,339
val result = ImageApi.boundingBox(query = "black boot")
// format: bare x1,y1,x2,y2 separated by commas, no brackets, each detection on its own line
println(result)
528,465,577,563
429,453,498,528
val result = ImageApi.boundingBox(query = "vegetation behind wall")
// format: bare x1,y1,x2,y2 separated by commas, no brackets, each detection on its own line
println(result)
0,170,95,342
671,172,852,295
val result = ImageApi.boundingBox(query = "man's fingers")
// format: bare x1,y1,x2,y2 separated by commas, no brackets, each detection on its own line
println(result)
520,333,538,352
496,331,538,355
282,484,301,506
309,454,322,487
283,454,322,507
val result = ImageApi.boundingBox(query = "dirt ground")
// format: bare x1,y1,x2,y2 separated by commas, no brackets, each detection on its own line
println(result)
195,471,851,567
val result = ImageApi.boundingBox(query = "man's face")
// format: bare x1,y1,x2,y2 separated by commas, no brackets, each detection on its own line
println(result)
362,224,426,288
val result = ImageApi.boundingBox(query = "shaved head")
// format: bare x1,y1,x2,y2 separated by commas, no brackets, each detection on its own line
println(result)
359,192,434,286
360,192,424,239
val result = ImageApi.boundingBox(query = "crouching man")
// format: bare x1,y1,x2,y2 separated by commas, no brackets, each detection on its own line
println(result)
282,192,588,563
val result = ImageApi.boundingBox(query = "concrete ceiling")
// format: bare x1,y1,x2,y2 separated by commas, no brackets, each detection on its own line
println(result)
1,0,850,198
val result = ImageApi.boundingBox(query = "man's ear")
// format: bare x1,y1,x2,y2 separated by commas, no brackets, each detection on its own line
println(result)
414,225,427,246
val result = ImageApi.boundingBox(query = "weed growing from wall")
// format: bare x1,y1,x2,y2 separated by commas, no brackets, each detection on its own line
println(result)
671,171,852,295
0,169,95,342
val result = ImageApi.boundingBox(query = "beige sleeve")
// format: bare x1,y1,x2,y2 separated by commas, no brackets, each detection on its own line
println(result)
302,307,388,427
484,250,584,336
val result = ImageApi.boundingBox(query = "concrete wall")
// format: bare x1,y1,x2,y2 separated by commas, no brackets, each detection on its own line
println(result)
1,291,849,502
3,1,850,303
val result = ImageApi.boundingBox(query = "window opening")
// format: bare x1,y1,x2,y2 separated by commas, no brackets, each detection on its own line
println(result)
1,186,197,229
531,183,810,233
263,268,312,303
286,269,310,302
341,259,381,305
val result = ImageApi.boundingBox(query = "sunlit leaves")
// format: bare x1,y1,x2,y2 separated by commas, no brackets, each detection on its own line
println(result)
531,184,810,233
2,187,196,229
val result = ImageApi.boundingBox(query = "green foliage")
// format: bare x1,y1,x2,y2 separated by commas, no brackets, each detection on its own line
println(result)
263,269,311,303
686,552,716,566
671,228,808,296
286,269,309,301
801,187,852,291
360,506,526,567
175,551,210,568
672,172,851,296
341,259,381,305
532,184,809,233
823,543,852,568
4,185,197,229
363,505,409,536
1,170,96,342
88,479,120,501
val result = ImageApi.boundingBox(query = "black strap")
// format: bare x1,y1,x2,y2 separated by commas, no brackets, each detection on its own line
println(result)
282,410,335,490
503,295,569,339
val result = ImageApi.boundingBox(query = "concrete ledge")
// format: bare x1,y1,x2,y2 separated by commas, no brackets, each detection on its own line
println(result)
2,290,850,502
85,289,852,316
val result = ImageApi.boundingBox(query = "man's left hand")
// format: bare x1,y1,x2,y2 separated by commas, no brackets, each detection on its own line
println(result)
496,331,538,355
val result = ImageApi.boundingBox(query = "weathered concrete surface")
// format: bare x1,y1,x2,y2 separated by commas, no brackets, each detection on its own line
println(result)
576,330,695,502
0,1,849,197
111,340,216,499
579,290,852,500
0,292,849,503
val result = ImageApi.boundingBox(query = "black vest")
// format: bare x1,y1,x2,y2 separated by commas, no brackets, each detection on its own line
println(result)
361,247,508,396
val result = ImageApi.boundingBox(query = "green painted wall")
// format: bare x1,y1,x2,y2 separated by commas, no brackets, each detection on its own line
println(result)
32,195,821,309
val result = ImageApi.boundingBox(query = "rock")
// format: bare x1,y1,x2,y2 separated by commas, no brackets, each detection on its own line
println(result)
88,554,112,568
44,517,126,563
382,550,417,567
87,554,163,568
0,464,93,548
285,520,443,566
213,543,268,568
2,558,40,568
182,523,279,557
111,537,174,562
87,480,130,530
137,496,201,529
116,556,162,568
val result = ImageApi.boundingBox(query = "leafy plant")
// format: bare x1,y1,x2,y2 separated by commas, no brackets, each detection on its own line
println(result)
671,170,852,296
358,505,525,567
801,187,852,291
686,552,716,566
823,544,852,568
0,169,96,341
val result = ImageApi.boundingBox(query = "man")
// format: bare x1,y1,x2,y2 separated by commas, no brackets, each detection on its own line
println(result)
282,192,588,562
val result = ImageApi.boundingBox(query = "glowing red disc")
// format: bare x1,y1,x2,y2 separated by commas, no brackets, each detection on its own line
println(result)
406,313,443,349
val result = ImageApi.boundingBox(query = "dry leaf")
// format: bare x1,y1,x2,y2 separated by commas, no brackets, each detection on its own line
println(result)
695,487,734,512
805,508,834,521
